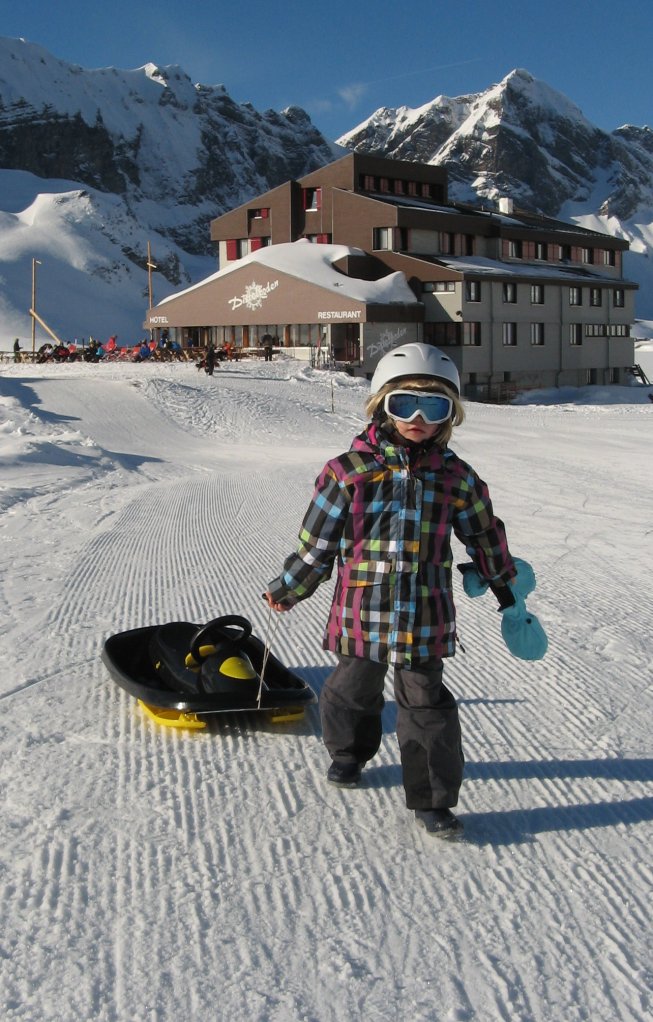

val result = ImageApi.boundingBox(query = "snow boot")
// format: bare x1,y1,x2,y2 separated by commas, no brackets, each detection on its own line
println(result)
327,761,363,788
414,808,464,838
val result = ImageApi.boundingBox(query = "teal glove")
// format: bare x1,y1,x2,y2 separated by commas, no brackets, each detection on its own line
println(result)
500,595,548,661
461,567,489,598
510,558,536,599
458,558,537,600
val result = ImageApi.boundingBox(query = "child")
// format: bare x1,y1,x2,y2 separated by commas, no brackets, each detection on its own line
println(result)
265,343,541,838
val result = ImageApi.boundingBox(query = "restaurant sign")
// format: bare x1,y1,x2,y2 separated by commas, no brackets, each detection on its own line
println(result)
317,310,362,320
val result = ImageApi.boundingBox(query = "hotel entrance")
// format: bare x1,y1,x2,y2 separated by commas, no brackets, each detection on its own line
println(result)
331,323,360,362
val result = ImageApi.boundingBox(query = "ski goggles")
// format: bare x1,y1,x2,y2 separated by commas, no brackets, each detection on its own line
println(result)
384,389,453,424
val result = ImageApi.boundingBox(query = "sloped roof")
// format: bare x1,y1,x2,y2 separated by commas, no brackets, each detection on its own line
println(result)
157,239,417,308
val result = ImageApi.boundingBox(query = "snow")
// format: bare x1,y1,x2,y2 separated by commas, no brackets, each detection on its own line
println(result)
156,240,417,308
0,168,212,345
1,356,651,1021
435,253,631,285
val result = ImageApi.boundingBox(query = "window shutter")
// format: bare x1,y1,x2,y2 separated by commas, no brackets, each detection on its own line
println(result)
250,237,264,251
226,239,238,260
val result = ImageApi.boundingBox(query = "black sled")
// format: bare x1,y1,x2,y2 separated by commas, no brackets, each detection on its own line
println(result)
102,614,316,729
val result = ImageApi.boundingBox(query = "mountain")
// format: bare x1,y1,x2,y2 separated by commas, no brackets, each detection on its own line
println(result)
1,46,653,343
337,69,653,323
0,36,338,343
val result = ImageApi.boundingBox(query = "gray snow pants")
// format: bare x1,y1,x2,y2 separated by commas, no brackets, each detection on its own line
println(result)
320,655,464,810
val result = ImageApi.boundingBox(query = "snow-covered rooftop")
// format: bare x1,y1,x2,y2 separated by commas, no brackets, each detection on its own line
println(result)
436,254,637,286
157,240,418,308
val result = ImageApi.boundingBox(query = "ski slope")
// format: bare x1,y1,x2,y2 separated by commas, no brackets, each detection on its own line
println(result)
0,358,651,1022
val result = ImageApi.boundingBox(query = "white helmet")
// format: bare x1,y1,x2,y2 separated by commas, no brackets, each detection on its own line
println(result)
369,342,460,396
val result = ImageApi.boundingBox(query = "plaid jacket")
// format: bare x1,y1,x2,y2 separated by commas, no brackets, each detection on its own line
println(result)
268,424,516,667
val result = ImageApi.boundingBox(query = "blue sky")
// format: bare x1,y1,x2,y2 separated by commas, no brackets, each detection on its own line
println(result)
2,0,651,140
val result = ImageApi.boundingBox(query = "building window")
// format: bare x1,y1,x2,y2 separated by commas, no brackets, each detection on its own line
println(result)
424,281,455,293
465,281,481,302
440,232,455,254
303,187,322,210
371,227,406,251
530,284,544,304
226,238,249,259
373,227,392,250
569,324,583,345
535,242,548,260
249,207,269,221
530,323,545,345
463,322,481,346
580,247,594,264
585,324,607,336
569,287,583,306
608,324,629,336
613,289,625,308
502,322,517,346
590,288,602,307
503,282,517,303
427,322,461,346
507,239,523,258
560,244,572,261
603,249,616,266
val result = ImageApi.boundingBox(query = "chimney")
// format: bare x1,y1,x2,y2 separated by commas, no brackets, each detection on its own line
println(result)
498,197,515,215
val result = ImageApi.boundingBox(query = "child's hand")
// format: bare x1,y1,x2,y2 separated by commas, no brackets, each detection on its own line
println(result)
263,591,293,613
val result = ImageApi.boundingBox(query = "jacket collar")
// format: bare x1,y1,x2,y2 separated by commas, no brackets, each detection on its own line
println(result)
352,423,450,471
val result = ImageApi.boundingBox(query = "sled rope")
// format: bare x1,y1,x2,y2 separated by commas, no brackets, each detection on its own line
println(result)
257,605,280,707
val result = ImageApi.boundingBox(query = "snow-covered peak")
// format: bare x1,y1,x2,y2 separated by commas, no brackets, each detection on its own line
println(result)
0,35,337,341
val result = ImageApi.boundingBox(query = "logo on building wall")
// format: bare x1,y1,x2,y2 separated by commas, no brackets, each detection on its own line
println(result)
367,327,408,359
149,315,169,324
228,280,279,311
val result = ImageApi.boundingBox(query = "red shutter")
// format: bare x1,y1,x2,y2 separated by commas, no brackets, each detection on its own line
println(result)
250,237,263,251
260,207,269,219
226,239,238,260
